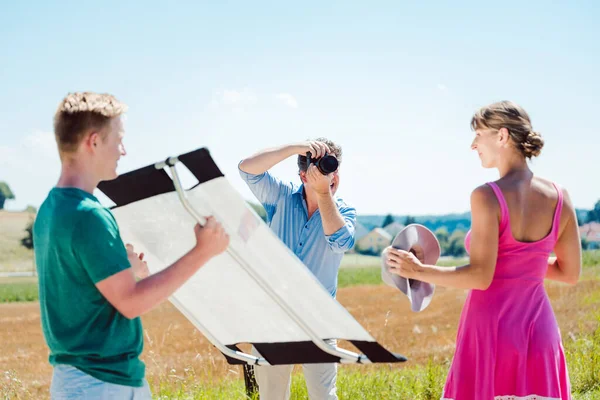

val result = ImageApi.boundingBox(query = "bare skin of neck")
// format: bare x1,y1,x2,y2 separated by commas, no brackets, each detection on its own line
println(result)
56,154,99,195
497,150,532,181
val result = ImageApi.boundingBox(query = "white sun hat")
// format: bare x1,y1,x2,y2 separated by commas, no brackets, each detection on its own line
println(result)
381,224,441,312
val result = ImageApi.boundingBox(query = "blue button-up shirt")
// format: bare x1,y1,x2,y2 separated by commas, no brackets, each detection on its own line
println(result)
239,163,356,298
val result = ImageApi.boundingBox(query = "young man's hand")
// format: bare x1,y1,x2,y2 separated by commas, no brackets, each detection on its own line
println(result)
193,216,230,258
126,244,150,279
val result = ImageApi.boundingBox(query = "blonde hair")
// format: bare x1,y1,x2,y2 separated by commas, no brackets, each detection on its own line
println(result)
53,92,127,153
470,100,544,159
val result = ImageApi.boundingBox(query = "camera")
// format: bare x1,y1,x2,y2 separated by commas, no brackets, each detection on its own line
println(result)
306,151,338,175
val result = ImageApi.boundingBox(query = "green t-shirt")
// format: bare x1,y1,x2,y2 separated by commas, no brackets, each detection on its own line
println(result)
33,187,145,387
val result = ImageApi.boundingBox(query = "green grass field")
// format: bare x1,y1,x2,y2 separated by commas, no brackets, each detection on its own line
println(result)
2,251,598,303
0,255,471,303
0,277,38,302
583,250,600,269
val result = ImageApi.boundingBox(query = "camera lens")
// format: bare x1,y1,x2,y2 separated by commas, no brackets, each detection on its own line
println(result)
317,155,338,174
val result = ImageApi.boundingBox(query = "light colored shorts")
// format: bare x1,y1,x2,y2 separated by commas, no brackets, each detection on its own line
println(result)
50,364,152,400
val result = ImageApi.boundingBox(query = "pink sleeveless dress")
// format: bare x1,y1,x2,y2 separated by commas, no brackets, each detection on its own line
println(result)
441,182,571,400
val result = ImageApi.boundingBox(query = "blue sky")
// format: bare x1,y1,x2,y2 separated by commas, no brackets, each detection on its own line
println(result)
1,1,598,215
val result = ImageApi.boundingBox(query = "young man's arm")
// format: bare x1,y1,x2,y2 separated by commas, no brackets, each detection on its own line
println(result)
96,226,225,319
77,212,229,319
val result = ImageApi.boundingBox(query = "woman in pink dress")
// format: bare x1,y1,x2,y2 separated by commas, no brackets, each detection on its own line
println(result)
383,100,582,399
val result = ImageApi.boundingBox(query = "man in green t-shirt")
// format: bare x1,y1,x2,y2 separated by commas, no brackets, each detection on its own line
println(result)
33,92,229,399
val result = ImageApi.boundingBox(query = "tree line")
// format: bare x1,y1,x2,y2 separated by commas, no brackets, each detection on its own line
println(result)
2,179,599,254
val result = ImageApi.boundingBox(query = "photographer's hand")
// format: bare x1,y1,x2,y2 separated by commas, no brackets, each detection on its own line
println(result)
239,141,331,175
306,164,332,195
300,141,331,159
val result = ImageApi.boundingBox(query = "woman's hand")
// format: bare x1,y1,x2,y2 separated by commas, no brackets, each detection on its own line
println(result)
383,246,424,280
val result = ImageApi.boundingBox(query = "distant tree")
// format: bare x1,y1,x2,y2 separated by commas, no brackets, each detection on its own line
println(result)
435,227,449,251
404,215,416,225
445,230,467,257
0,181,15,210
581,237,589,251
21,217,34,250
25,205,37,214
381,214,395,227
356,247,381,256
587,200,600,223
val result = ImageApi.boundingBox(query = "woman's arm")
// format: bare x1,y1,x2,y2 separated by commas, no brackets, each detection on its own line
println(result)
384,184,499,290
546,188,581,285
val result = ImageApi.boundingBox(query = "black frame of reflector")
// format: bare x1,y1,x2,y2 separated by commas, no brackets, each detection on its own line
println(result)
225,341,406,365
98,148,223,208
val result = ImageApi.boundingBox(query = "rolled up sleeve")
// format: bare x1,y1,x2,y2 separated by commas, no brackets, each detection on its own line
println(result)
324,205,356,253
238,161,293,206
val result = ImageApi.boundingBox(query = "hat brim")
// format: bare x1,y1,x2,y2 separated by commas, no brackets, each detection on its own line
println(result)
381,224,440,312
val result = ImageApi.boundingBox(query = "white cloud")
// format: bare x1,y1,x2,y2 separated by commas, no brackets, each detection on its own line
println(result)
275,93,299,109
437,84,448,91
209,89,258,112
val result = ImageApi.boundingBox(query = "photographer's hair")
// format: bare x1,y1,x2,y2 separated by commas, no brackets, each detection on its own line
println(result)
297,137,343,172
54,92,127,154
470,100,544,159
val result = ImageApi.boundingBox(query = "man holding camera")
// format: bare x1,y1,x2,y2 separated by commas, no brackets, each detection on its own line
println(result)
238,138,357,400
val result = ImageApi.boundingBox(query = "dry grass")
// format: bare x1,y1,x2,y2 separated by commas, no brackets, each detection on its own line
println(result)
1,268,598,399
